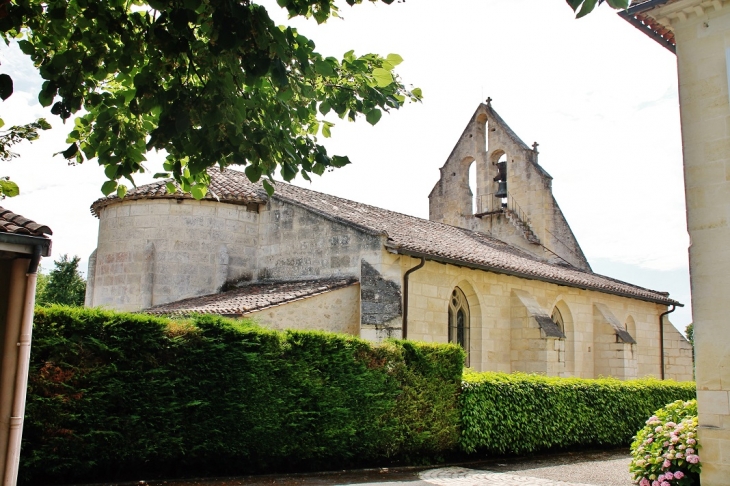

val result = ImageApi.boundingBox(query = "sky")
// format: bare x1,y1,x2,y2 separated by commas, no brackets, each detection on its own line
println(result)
0,0,693,332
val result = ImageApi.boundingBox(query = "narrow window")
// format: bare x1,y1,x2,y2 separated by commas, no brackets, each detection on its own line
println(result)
551,307,565,363
551,307,564,333
448,287,470,366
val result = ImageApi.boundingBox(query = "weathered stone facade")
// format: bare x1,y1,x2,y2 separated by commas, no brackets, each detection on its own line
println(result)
396,253,692,381
86,106,693,383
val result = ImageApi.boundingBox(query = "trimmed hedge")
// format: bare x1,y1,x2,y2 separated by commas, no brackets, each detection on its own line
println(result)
22,306,464,484
459,371,696,454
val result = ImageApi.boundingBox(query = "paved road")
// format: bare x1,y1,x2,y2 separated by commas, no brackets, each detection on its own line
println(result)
157,450,634,486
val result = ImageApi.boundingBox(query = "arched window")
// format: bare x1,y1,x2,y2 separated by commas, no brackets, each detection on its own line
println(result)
551,307,564,333
551,307,565,364
448,287,470,366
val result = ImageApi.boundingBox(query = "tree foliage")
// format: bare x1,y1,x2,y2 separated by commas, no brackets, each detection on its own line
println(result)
566,0,630,18
36,254,86,306
0,0,631,199
1,0,422,199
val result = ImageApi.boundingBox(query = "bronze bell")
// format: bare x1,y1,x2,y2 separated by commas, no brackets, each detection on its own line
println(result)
495,181,508,198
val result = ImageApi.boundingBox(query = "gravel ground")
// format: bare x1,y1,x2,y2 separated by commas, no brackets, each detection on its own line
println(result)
478,450,634,486
135,449,634,486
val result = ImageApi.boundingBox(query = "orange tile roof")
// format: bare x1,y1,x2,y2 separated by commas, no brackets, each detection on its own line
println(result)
0,207,52,237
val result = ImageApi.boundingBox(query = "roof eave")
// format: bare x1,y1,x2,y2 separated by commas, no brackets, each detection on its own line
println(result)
388,246,681,307
618,3,676,54
0,233,52,257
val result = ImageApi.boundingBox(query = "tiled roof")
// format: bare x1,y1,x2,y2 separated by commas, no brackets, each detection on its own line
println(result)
90,169,267,217
146,277,358,316
0,207,52,237
93,168,679,306
271,180,679,306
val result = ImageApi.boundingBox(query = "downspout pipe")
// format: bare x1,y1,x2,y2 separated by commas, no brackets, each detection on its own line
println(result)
659,304,677,380
4,245,41,486
402,257,425,340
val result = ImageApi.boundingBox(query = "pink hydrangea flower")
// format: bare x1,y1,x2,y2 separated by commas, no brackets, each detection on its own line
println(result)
666,422,676,427
662,459,671,469
664,471,674,480
640,478,650,486
652,481,659,486
661,482,670,486
656,426,663,433
663,441,670,447
676,452,683,459
687,438,696,445
687,454,700,464
687,448,695,454
647,438,653,444
674,471,685,479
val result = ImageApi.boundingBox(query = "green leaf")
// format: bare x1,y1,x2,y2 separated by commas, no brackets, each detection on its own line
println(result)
314,60,334,77
331,155,350,168
277,87,294,102
322,121,333,138
372,68,393,88
606,0,629,8
412,87,423,99
66,130,80,143
0,74,13,100
245,164,262,182
365,108,382,126
566,0,583,11
101,180,117,196
104,165,118,179
0,118,4,129
576,0,598,18
0,180,19,197
262,179,275,196
319,100,331,115
165,182,177,194
116,184,127,198
386,53,403,67
61,143,79,159
191,185,207,200
38,89,54,107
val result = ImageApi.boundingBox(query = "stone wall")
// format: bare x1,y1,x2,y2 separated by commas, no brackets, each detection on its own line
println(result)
246,284,360,336
255,198,381,281
89,199,259,311
88,196,382,312
401,254,693,380
661,1,730,482
359,259,402,341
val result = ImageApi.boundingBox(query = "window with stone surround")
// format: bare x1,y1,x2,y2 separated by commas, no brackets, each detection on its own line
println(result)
448,287,470,367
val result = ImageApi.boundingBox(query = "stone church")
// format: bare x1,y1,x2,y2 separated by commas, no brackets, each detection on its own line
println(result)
85,102,693,381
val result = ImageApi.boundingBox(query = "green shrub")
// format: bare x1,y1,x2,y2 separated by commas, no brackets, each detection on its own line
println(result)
22,306,464,484
630,399,700,486
459,371,696,454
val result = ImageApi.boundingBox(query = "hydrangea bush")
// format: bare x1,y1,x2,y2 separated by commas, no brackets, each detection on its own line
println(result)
630,399,701,486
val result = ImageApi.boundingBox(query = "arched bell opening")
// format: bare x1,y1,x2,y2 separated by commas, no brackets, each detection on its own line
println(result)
490,151,508,209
